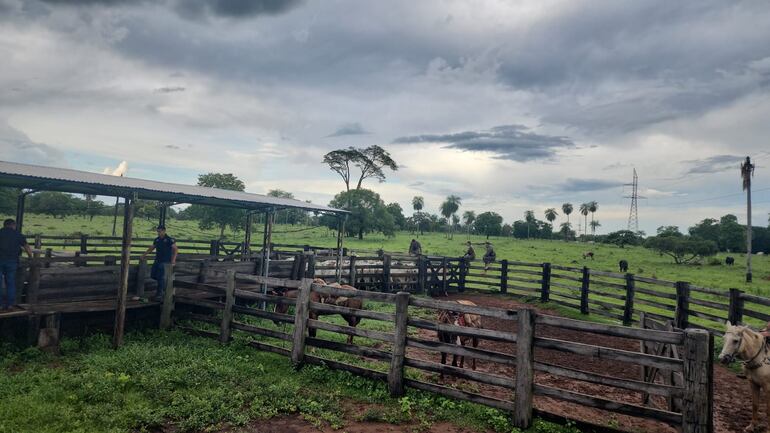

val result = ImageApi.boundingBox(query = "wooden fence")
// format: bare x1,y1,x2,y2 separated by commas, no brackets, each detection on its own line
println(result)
164,271,713,432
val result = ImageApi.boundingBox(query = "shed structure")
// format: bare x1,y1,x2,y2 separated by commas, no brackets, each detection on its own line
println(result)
0,161,347,347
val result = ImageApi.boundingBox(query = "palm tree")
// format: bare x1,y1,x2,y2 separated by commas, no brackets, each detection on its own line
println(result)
579,203,590,239
462,210,476,239
588,201,598,239
440,195,462,239
590,220,601,236
412,196,424,235
562,203,573,223
452,214,461,234
559,222,573,241
524,210,536,239
544,208,558,239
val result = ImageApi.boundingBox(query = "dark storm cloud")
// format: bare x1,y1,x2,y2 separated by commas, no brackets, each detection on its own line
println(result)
392,125,574,162
35,0,303,19
558,179,624,192
326,122,370,137
683,155,743,174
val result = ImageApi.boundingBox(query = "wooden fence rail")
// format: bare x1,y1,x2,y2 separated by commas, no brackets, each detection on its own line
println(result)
166,272,713,432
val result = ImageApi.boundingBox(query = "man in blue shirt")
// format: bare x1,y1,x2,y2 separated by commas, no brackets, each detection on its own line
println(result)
0,219,33,310
140,225,178,300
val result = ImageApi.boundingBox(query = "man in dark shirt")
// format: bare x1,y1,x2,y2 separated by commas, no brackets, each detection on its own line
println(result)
408,239,422,256
140,225,178,300
463,241,476,261
0,219,33,310
483,242,496,272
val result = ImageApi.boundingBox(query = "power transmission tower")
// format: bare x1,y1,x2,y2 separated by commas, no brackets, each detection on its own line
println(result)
624,169,644,232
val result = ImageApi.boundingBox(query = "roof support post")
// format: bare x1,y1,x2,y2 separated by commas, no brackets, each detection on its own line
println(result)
260,208,274,308
112,193,135,349
15,192,26,234
244,212,254,257
335,214,346,283
158,202,167,228
111,197,120,237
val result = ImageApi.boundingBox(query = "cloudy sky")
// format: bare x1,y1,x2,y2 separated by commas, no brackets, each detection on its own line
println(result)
2,0,770,234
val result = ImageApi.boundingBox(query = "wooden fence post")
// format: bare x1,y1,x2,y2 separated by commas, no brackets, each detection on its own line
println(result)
623,274,636,326
291,278,313,367
388,292,410,397
80,234,88,255
305,253,316,279
728,288,744,325
580,267,590,315
458,257,467,292
27,258,41,305
675,282,690,330
500,259,509,294
682,329,713,433
540,263,551,302
159,263,175,330
219,270,236,344
417,255,427,294
441,256,448,295
382,254,392,292
45,248,53,268
135,258,148,298
513,307,535,429
348,255,357,286
210,240,220,257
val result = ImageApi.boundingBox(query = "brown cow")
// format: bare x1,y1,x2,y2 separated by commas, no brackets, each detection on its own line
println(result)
437,300,482,371
272,278,363,344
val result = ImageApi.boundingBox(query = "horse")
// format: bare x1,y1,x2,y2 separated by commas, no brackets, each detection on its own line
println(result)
618,259,629,273
583,251,594,260
719,321,770,433
726,256,735,266
437,300,482,371
272,278,363,344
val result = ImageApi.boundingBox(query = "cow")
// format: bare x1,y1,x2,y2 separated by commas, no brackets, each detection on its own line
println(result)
618,259,629,273
583,251,594,260
726,256,735,266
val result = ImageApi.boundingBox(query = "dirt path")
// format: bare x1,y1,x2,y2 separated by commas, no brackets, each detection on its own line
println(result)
224,416,479,433
406,293,756,433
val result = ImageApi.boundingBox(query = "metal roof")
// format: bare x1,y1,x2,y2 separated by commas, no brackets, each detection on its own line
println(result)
0,160,347,214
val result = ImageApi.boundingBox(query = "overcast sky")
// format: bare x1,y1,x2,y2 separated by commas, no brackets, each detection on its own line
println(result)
2,0,770,234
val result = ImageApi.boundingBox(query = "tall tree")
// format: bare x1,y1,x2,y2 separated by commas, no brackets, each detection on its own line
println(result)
544,208,558,238
590,220,601,236
462,210,476,238
559,222,574,241
562,203,573,223
439,195,461,239
189,173,246,239
579,203,590,238
327,189,394,239
588,201,599,238
524,210,536,239
742,156,754,282
412,196,425,235
323,147,360,192
412,196,424,213
354,145,398,190
475,212,503,239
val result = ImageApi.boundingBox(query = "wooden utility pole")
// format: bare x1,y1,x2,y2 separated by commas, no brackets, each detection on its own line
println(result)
742,156,754,283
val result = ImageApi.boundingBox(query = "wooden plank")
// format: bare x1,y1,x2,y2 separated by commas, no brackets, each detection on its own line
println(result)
230,320,292,341
232,305,295,324
404,357,515,388
312,284,397,303
291,278,312,366
588,269,627,279
742,308,770,322
306,355,388,381
550,272,583,283
407,317,517,343
634,276,677,287
514,308,535,428
409,297,518,320
534,361,682,398
404,379,513,412
548,298,582,311
682,329,713,433
534,337,683,371
741,293,770,307
550,281,581,292
388,292,409,397
634,297,677,311
310,302,395,322
308,319,393,342
534,385,681,426
247,339,291,357
306,337,392,360
233,289,297,305
234,273,304,289
405,337,516,365
590,288,626,301
175,296,224,310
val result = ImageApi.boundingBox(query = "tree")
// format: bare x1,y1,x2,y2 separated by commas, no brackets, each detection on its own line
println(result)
559,222,575,241
603,230,642,248
742,156,755,282
354,145,398,190
412,196,425,235
501,223,513,237
589,220,601,236
462,210,476,238
562,203,573,224
385,202,407,230
327,189,394,239
588,201,598,238
475,212,503,239
689,218,720,244
27,191,77,219
323,147,360,192
656,226,683,237
579,203,590,238
440,195,461,239
188,173,246,239
719,214,745,252
544,208,558,238
524,210,536,239
644,235,718,264
268,190,306,225
412,196,424,213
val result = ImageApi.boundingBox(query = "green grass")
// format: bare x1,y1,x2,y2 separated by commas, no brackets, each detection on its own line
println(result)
0,331,582,433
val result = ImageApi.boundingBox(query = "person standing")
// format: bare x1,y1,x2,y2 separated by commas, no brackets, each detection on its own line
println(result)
141,225,178,300
0,219,33,310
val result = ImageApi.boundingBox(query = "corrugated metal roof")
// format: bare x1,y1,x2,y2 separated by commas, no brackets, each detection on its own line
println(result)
0,160,346,214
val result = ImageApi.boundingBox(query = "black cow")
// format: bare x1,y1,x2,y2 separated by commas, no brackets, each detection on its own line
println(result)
725,256,735,266
619,259,629,273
